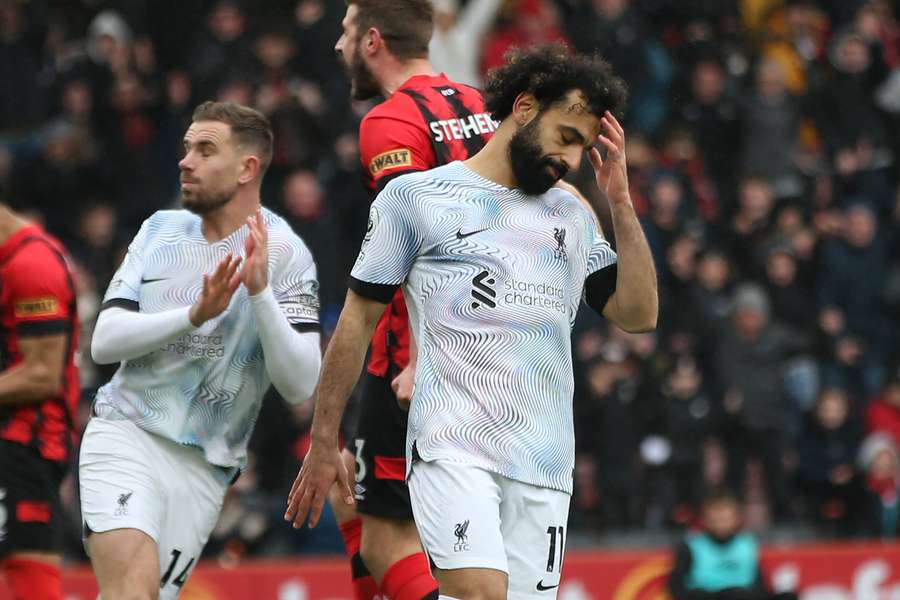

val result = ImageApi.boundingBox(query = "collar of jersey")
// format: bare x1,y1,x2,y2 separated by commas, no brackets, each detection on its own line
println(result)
454,161,528,198
397,72,449,92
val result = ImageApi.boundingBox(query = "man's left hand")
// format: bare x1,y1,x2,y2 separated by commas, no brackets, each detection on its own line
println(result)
239,209,269,296
588,111,629,206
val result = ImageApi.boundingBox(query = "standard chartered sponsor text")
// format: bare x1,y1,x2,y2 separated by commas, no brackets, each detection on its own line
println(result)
163,333,225,358
503,279,567,314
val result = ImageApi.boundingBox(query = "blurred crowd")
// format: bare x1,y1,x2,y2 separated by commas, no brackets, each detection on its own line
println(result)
3,0,900,562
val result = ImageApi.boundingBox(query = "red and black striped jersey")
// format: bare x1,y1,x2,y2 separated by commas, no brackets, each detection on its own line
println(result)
0,224,79,462
359,73,495,376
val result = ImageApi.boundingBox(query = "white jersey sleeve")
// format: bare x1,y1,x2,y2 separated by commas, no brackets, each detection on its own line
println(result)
584,211,617,276
269,233,320,328
350,177,428,296
103,218,151,306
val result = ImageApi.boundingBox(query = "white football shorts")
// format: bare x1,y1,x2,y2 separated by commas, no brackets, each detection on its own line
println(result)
409,459,571,599
79,417,234,599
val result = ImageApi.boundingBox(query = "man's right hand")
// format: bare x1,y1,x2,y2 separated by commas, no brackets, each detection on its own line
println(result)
391,363,415,411
285,438,354,528
189,254,242,327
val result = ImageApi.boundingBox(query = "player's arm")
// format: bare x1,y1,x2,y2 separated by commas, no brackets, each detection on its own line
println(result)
91,255,242,364
251,287,321,403
284,288,387,528
239,211,322,404
0,244,72,404
586,112,657,333
91,214,243,365
286,179,425,528
0,334,66,405
310,289,387,439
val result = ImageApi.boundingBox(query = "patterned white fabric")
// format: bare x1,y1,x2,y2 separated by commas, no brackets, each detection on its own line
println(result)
94,208,319,468
351,162,616,493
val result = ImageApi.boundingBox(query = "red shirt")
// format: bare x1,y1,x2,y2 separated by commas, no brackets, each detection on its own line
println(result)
359,73,495,377
0,224,79,462
867,397,900,449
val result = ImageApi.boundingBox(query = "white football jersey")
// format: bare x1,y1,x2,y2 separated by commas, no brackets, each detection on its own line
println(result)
350,162,616,493
94,208,319,468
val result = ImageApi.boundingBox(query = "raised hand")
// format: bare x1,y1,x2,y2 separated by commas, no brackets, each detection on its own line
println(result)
285,439,354,529
189,254,242,326
588,111,629,206
238,209,269,296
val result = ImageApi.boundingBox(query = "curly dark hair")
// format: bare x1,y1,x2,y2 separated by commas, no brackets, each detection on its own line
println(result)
484,44,628,122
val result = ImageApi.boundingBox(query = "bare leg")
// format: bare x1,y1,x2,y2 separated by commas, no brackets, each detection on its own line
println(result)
432,566,507,600
87,528,160,600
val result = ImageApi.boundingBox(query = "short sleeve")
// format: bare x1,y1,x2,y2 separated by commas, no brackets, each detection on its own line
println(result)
102,219,150,310
271,235,320,328
586,221,617,276
583,217,618,313
360,115,433,191
7,244,74,337
349,178,425,302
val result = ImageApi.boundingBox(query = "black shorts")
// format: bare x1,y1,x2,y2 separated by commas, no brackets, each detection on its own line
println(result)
347,370,412,520
0,440,66,556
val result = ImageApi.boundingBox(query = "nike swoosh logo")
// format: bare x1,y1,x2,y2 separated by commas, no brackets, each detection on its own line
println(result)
456,228,488,239
536,581,560,591
140,278,168,284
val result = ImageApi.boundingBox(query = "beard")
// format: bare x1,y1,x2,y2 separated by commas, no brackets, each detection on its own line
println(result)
508,115,569,196
181,187,234,215
347,46,380,100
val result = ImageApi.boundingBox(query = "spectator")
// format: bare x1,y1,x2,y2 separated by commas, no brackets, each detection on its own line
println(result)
754,1,830,96
575,343,647,528
292,0,349,105
188,1,252,100
855,1,900,69
252,27,330,172
866,371,900,447
480,0,569,77
763,246,815,336
559,0,673,134
657,127,720,223
675,59,742,209
809,29,894,200
796,388,862,535
689,247,735,343
739,60,803,200
279,168,340,311
858,433,900,538
643,354,715,525
0,1,45,131
12,120,107,239
717,284,806,520
641,173,691,265
668,489,798,600
66,201,121,290
817,202,891,395
623,132,660,216
763,244,819,415
719,176,776,280
659,233,702,338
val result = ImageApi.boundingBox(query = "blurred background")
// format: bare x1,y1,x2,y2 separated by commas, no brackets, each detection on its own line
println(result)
3,0,900,594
